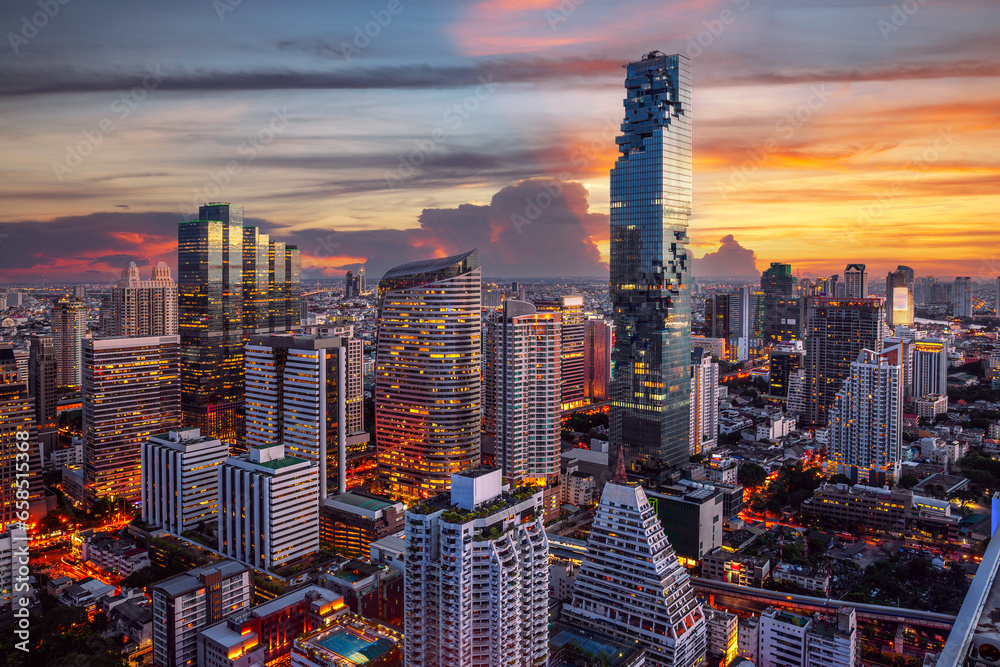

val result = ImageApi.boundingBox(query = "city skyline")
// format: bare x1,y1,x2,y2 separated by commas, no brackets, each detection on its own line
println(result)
1,0,998,283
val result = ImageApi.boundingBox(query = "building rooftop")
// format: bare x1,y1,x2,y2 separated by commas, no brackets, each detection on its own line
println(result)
293,613,402,667
549,622,644,667
154,560,247,598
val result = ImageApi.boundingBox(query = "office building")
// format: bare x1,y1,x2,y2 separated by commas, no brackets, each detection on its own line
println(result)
246,333,368,499
0,348,44,531
536,295,585,411
646,482,724,563
12,350,27,384
803,297,886,427
375,250,481,501
913,338,949,398
758,606,857,667
828,343,904,485
140,428,228,536
52,296,86,388
844,264,867,298
178,203,300,444
484,301,561,486
404,468,549,667
82,336,181,504
953,277,974,318
768,347,804,399
104,261,178,336
886,267,915,328
729,286,765,361
801,483,911,530
151,560,251,667
705,293,730,347
563,464,707,667
884,336,915,401
218,443,320,572
344,270,355,299
27,335,58,461
584,319,612,402
609,52,693,473
761,263,801,344
319,493,404,560
197,585,345,667
689,347,719,455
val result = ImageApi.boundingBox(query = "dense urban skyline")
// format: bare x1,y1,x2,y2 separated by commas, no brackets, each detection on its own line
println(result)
1,0,998,283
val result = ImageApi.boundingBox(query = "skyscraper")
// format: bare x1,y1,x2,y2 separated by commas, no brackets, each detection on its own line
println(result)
609,52,693,472
563,468,707,667
218,443,320,572
52,296,86,388
844,264,867,298
104,261,178,336
804,297,886,427
761,263,801,344
245,333,367,498
82,336,181,503
584,318,612,402
484,301,561,486
886,267,915,328
375,250,481,501
357,266,367,295
912,338,950,398
768,346,804,400
952,276,974,317
178,203,300,444
828,343,904,485
689,347,719,455
535,295,585,411
404,468,550,667
344,270,354,299
0,346,44,531
729,286,765,361
27,335,58,462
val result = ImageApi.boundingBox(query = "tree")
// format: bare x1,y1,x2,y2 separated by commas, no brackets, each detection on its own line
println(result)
828,473,853,486
898,474,919,489
738,462,767,490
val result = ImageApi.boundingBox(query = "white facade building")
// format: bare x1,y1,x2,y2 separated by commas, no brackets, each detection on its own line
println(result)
758,606,856,667
404,468,549,667
912,338,950,398
828,343,904,485
1,527,28,611
563,469,707,667
218,444,320,572
705,606,738,665
690,348,719,455
141,428,229,536
104,261,178,336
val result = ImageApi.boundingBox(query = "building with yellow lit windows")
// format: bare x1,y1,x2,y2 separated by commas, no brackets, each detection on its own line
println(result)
375,249,481,501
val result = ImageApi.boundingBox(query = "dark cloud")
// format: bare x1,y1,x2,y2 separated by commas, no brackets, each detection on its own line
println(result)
694,235,759,278
87,254,150,267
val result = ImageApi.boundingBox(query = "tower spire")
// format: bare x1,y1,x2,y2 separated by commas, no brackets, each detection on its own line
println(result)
614,444,628,484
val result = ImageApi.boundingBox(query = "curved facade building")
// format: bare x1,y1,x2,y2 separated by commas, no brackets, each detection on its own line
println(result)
375,250,481,500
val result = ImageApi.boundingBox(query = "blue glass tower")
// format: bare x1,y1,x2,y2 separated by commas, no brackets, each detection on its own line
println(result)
610,52,693,472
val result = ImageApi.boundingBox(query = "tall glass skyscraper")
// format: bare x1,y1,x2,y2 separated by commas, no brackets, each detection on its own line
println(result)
375,250,481,501
609,52,693,472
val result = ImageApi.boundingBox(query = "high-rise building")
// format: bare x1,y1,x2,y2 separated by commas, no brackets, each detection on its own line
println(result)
563,468,707,667
729,286,765,361
27,336,58,461
844,264,867,298
141,428,228,536
151,560,251,667
828,343,904,485
609,52,693,473
768,347,804,400
246,333,368,498
689,347,719,456
344,270,355,299
357,266,367,295
953,276,974,318
375,250,481,501
178,203,300,445
404,468,549,667
72,286,86,299
584,319,612,402
705,294,730,344
82,336,181,504
104,261,178,337
886,267,915,328
218,443,319,572
535,295,585,411
761,263,800,345
12,350,27,384
804,297,886,427
484,301,561,486
996,277,1000,317
0,346,44,530
913,338,950,398
52,296,86,388
761,262,795,296
1,527,29,609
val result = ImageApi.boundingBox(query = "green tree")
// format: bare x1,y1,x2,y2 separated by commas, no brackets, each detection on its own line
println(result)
898,474,919,489
738,462,767,489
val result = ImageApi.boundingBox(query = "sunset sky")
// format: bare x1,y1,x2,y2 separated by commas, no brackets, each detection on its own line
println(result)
1,0,998,283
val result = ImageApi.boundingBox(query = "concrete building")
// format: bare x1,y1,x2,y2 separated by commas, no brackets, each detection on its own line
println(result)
83,336,181,503
141,428,228,536
952,277,974,318
319,492,404,560
584,318,612,402
103,261,178,336
701,549,771,587
218,443,320,572
801,483,911,530
772,562,830,595
27,335,58,461
563,466,707,667
0,348,45,529
646,483,724,563
404,468,549,667
375,250,481,501
844,264,867,298
152,561,251,667
913,338,950,398
705,607,738,665
689,347,719,455
535,295,585,411
318,560,402,627
828,343,904,485
1,527,28,611
52,296,86,388
758,606,857,667
738,616,759,664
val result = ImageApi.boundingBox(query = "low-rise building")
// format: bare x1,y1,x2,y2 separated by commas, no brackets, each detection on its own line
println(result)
550,559,578,602
737,615,759,664
801,483,911,530
704,606,738,665
318,560,403,627
368,534,405,574
319,493,404,560
701,548,771,587
548,622,645,667
915,394,949,419
560,460,597,507
59,577,116,609
772,562,830,595
83,533,150,578
290,613,403,667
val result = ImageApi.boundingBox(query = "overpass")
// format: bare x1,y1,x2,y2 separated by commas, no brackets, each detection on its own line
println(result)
692,577,955,631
